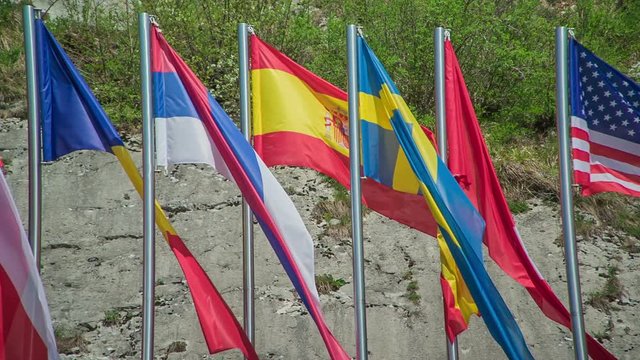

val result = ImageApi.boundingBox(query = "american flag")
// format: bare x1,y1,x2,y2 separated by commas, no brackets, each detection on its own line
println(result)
570,38,640,197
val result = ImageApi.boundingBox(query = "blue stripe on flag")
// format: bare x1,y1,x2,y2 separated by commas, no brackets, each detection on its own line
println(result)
357,36,400,96
207,94,264,199
153,72,199,119
362,120,402,187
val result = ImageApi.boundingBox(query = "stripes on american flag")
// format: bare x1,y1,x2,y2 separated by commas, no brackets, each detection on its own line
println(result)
569,37,640,197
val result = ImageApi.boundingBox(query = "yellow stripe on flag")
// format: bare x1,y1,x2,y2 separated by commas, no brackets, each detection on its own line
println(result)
111,145,177,239
252,68,350,156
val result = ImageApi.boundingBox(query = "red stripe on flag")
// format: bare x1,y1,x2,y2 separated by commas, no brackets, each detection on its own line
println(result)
0,266,48,360
250,35,347,101
440,276,468,342
571,127,589,141
590,142,640,166
591,163,640,184
167,234,258,359
581,179,640,197
254,131,438,235
573,148,591,162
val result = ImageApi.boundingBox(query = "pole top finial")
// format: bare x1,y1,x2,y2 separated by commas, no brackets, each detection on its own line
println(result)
149,15,160,28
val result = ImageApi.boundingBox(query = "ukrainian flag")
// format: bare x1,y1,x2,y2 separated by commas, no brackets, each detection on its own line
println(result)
357,35,533,360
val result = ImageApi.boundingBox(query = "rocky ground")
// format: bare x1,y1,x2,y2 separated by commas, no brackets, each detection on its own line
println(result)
1,116,638,359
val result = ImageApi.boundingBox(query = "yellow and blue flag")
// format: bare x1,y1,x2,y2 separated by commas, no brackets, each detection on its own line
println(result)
358,35,533,360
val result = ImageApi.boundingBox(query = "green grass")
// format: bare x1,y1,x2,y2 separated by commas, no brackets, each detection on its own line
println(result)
102,309,122,327
315,274,347,295
405,280,421,305
587,266,624,313
508,199,530,214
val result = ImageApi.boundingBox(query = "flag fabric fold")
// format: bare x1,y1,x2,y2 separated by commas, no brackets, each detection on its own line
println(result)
151,26,349,360
570,38,640,198
446,40,615,359
250,35,438,236
35,20,258,359
0,172,58,360
357,35,533,360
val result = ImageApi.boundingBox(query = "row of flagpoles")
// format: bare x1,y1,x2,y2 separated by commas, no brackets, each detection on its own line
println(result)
16,4,633,359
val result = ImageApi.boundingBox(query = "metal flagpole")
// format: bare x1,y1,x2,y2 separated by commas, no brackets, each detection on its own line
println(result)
139,12,156,360
238,22,255,349
555,26,588,360
347,24,368,360
23,4,42,269
434,26,459,360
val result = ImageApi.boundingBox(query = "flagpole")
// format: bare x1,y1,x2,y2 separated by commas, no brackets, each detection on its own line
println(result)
23,5,42,270
347,24,368,360
434,26,459,360
555,26,588,360
238,22,255,349
139,12,156,360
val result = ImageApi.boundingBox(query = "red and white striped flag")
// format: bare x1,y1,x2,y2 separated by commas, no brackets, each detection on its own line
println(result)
570,37,640,197
0,172,58,359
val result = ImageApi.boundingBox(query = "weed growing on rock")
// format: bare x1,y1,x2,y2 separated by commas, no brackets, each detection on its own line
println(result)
405,280,421,305
574,213,597,239
54,325,88,355
593,320,615,343
621,237,640,254
315,274,347,295
313,175,352,239
166,340,188,354
587,266,625,313
102,309,122,327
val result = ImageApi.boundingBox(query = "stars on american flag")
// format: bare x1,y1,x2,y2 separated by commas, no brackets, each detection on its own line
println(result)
572,42,640,142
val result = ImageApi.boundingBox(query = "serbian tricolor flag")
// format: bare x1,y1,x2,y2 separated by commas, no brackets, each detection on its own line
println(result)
251,35,438,236
0,172,58,360
445,40,616,359
35,19,257,359
151,26,349,360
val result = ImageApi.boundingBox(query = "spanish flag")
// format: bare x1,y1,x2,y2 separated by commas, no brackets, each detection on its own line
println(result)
251,35,438,236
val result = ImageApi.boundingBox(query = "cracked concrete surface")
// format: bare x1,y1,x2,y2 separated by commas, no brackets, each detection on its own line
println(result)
1,117,638,359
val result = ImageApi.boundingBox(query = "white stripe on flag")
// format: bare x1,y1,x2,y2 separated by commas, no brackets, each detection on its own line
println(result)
571,138,590,152
258,159,320,302
571,115,588,130
591,155,640,176
591,172,640,192
573,159,591,173
155,116,231,179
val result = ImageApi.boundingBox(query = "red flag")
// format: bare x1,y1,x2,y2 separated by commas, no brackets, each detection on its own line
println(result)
444,40,615,359
167,234,258,360
0,173,58,359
